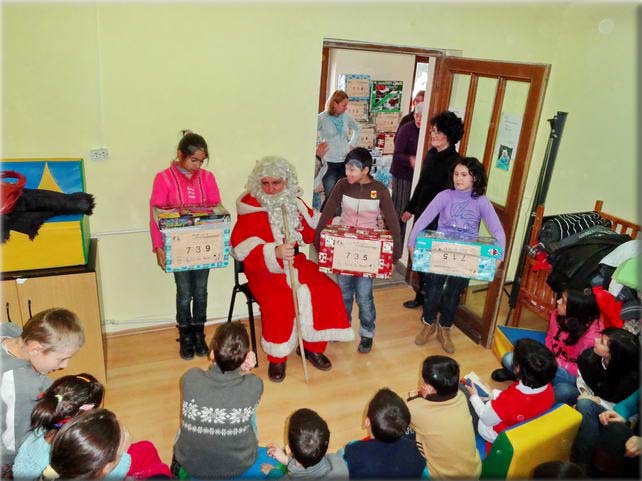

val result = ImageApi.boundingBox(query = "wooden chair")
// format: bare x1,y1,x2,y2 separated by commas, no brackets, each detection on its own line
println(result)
510,200,640,326
226,259,259,365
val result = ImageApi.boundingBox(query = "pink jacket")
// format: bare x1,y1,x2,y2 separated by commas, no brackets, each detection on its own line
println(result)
545,310,603,377
149,163,221,251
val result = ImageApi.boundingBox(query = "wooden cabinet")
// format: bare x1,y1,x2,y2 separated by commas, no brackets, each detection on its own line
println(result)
1,280,22,325
2,241,106,385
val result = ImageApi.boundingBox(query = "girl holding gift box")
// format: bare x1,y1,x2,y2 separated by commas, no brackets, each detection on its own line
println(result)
315,148,402,354
407,157,506,354
149,130,222,360
317,90,361,199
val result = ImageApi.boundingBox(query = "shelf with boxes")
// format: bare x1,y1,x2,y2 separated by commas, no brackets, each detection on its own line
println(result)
337,74,405,188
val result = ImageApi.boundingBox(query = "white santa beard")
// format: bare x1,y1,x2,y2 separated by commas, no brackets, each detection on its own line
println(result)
253,189,303,245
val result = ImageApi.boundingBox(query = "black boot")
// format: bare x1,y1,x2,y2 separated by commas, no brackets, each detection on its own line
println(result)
192,324,209,357
403,292,424,309
177,325,195,360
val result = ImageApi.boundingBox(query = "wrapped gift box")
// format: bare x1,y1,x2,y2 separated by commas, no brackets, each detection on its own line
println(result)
370,80,403,113
338,74,371,101
375,132,396,155
346,101,369,121
1,159,91,272
155,204,229,230
318,225,394,278
158,205,231,273
374,112,400,133
357,126,376,149
412,229,503,281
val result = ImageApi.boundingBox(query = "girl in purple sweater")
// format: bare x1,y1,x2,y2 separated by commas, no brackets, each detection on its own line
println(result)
407,157,505,353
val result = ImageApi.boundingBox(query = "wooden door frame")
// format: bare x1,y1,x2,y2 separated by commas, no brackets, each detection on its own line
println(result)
427,56,550,346
317,39,445,113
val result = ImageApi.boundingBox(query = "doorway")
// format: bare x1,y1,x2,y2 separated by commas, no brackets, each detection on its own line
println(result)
317,40,550,347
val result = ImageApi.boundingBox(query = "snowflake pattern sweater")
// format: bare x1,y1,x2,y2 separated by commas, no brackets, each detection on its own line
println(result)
173,364,263,479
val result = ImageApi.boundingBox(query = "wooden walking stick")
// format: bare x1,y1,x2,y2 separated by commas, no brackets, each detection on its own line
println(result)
281,204,310,382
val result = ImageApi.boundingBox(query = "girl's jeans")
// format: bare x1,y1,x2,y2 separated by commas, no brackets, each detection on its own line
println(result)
422,273,469,327
338,274,376,338
501,351,579,405
174,269,210,326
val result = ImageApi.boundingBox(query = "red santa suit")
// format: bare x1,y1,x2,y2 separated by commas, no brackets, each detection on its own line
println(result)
231,193,354,363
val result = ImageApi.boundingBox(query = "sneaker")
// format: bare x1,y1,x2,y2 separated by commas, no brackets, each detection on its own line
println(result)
358,337,373,353
491,368,517,382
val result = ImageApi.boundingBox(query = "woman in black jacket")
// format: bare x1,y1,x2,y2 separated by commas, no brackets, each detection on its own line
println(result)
400,112,463,327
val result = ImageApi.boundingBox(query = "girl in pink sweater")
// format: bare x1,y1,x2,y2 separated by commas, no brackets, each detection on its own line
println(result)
492,288,602,405
149,130,221,360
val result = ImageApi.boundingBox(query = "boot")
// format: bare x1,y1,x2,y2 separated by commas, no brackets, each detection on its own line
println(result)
437,324,455,353
192,324,209,357
177,325,195,360
403,292,424,309
414,320,437,345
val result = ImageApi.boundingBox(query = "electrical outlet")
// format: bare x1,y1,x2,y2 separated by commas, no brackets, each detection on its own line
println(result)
90,148,110,161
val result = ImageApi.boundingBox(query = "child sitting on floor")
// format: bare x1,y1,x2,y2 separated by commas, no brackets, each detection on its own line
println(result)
14,373,132,480
263,408,348,479
172,322,264,479
407,356,481,479
1,308,84,478
39,408,129,480
491,288,602,406
465,338,557,446
343,388,425,478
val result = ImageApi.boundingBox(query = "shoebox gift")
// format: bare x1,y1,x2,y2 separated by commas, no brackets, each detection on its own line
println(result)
412,229,503,281
357,126,376,149
338,74,371,101
346,101,369,122
318,225,394,278
370,80,403,113
154,204,231,273
374,112,400,133
375,132,395,155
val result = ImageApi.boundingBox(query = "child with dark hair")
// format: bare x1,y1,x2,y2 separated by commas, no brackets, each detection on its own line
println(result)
315,148,401,354
1,308,84,477
465,339,556,445
172,322,264,479
492,288,603,405
407,157,505,353
407,356,481,479
343,388,425,478
149,129,222,360
39,408,128,480
263,408,348,479
13,374,132,480
570,327,640,409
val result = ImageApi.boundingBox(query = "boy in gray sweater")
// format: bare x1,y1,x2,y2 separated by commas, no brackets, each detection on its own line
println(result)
172,322,263,479
263,408,348,479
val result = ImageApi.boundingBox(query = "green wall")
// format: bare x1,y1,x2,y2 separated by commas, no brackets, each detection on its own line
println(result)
3,2,638,331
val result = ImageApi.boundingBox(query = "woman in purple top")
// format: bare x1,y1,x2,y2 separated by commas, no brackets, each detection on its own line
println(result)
407,157,506,353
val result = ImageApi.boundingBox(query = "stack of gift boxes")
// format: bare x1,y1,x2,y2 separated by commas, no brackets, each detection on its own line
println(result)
154,204,232,273
337,75,404,188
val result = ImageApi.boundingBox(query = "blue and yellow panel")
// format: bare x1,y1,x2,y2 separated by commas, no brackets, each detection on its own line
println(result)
491,325,547,361
481,404,582,479
1,158,90,272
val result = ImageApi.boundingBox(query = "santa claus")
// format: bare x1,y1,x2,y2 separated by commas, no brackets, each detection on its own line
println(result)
231,156,353,382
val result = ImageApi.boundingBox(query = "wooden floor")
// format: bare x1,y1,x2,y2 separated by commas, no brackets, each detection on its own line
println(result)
104,284,545,465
